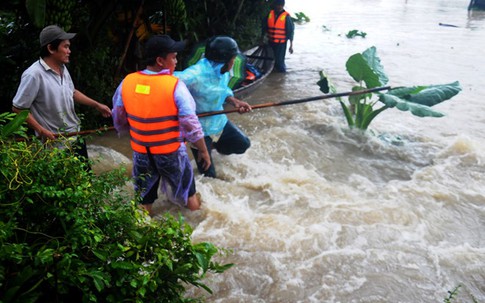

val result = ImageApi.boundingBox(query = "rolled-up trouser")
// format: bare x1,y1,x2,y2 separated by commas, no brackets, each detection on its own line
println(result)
133,147,196,206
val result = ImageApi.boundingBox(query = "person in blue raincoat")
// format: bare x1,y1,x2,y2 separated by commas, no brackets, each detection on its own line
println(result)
175,36,252,178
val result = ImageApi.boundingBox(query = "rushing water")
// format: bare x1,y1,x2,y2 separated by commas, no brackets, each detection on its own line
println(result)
89,0,485,301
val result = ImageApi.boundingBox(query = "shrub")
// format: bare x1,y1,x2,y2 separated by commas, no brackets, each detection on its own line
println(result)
0,112,232,303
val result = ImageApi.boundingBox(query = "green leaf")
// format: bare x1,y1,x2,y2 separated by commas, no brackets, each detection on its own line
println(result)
1,110,28,138
378,94,445,117
316,71,330,93
346,46,388,88
340,101,354,127
385,81,461,107
111,261,134,270
92,276,104,292
210,262,234,273
25,0,46,28
89,271,108,292
378,81,461,117
35,248,54,265
362,47,388,86
346,29,367,38
92,250,107,261
191,281,213,294
195,252,209,273
346,54,381,88
361,105,389,130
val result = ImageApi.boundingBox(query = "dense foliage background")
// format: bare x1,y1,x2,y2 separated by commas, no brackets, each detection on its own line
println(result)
0,0,270,129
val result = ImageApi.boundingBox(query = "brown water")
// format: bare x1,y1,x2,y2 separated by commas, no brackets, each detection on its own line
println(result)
89,0,485,301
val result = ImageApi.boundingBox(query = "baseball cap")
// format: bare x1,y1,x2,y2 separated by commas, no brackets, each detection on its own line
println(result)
144,35,186,58
40,25,76,47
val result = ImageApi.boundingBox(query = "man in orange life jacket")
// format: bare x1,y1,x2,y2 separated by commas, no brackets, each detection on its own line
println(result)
112,35,211,215
262,0,295,72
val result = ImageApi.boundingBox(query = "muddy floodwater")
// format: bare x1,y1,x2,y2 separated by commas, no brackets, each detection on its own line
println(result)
89,0,485,301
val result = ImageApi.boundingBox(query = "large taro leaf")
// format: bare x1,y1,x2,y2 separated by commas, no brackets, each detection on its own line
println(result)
378,81,461,118
362,47,389,86
385,81,461,106
378,94,444,117
346,46,388,89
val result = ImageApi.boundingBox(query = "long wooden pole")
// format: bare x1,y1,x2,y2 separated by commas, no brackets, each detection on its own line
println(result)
197,86,391,118
54,126,116,138
29,86,390,139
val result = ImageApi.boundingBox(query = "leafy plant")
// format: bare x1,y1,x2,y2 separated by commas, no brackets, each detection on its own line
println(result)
444,285,461,303
346,29,367,38
292,12,310,23
443,284,479,303
317,46,462,130
0,111,28,139
0,112,233,302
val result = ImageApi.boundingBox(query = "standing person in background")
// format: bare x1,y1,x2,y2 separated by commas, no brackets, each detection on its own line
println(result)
12,25,112,163
112,35,211,215
175,36,252,179
262,0,295,73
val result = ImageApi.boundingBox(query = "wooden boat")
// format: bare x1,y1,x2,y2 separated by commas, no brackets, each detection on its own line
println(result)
233,45,274,99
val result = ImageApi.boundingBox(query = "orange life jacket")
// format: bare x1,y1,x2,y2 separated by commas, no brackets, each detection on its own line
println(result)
121,72,182,154
267,10,289,44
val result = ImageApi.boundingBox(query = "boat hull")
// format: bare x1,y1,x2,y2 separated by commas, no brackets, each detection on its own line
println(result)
234,45,274,99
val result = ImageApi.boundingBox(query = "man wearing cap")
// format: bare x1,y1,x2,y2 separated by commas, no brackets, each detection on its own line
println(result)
112,34,211,215
12,25,111,162
175,36,252,179
262,0,294,72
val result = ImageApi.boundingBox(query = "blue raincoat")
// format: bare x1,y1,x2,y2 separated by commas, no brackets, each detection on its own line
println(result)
175,58,234,136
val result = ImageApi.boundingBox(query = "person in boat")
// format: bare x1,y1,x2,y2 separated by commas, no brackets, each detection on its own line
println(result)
175,36,252,179
112,34,211,215
262,0,294,73
12,25,112,165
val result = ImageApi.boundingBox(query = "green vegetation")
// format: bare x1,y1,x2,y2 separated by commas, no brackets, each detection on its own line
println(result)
346,29,367,38
292,12,310,23
444,284,479,303
0,112,232,302
317,46,462,130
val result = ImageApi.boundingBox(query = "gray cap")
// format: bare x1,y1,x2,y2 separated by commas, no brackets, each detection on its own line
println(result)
40,25,76,47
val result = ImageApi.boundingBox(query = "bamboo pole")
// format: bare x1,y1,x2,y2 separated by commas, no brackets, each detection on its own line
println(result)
54,126,116,138
197,86,391,118
18,86,390,140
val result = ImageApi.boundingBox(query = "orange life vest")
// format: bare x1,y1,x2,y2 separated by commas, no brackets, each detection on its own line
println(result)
267,10,289,44
121,72,182,154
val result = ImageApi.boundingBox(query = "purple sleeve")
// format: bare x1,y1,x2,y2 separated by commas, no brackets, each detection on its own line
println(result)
112,83,130,136
175,81,205,143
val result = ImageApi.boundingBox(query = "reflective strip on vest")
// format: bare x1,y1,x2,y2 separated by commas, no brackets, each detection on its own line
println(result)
267,10,288,44
121,72,182,154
